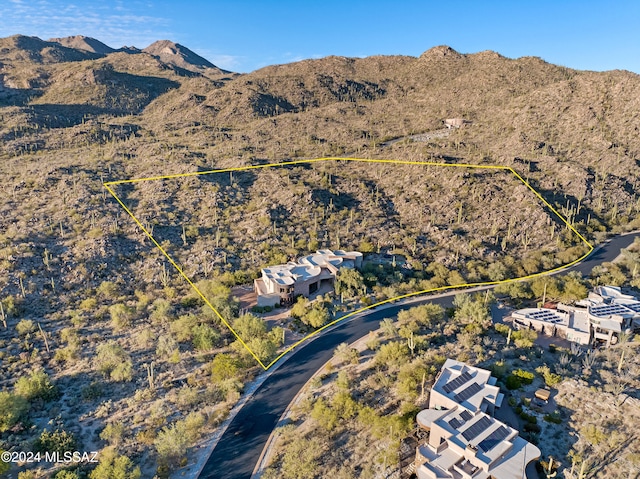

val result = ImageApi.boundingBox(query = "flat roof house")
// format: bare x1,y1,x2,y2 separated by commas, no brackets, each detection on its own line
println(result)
254,249,362,307
415,359,540,479
511,285,640,347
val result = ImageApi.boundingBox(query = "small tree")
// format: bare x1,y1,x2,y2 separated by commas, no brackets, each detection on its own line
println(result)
0,450,10,474
210,353,239,384
301,305,329,328
232,314,267,341
100,421,126,446
14,369,59,401
154,412,204,466
191,324,220,350
16,319,36,336
95,341,133,382
90,447,140,479
0,391,28,432
379,318,398,338
335,268,365,299
109,303,135,330
513,329,537,349
33,429,77,454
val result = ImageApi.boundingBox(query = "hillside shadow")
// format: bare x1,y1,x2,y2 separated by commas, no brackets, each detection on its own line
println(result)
197,167,258,190
17,72,179,128
310,188,360,212
24,104,124,128
0,85,44,107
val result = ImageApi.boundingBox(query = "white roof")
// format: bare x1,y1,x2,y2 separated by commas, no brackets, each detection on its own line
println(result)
262,263,321,285
594,285,636,301
433,359,501,412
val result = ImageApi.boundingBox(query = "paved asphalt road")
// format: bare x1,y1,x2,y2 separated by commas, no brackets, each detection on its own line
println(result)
199,232,640,479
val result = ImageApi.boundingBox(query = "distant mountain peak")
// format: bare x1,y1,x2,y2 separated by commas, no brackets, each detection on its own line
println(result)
143,40,224,72
48,35,115,55
420,45,464,60
0,34,101,63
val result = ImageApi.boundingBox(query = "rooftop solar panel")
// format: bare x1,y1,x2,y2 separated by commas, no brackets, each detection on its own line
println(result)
448,418,461,429
460,410,473,421
623,303,640,312
477,426,510,452
461,416,492,441
443,370,473,393
455,382,482,403
591,304,630,317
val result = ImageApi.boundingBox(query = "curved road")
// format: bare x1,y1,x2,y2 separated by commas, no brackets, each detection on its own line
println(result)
199,232,640,479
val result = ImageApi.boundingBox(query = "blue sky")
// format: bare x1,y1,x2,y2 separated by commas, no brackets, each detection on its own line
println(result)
1,0,639,73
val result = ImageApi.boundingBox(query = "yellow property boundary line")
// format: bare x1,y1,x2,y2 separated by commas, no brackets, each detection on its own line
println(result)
104,157,594,370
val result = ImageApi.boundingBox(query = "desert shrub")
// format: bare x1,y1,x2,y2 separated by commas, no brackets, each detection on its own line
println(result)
511,369,535,385
332,391,358,420
33,429,77,454
519,411,537,424
273,436,323,479
156,334,178,358
109,303,135,330
489,360,507,378
210,353,240,384
506,375,522,390
97,281,119,299
16,319,36,336
0,391,28,431
110,362,133,382
0,450,10,474
374,341,409,367
100,421,126,446
154,412,205,465
365,333,381,351
544,412,562,424
310,398,340,431
14,369,59,401
95,341,133,382
301,305,330,328
495,281,533,300
581,424,606,446
335,268,365,299
397,303,445,328
81,381,104,401
1,295,20,317
89,447,140,479
251,305,272,313
524,422,541,433
170,314,198,342
244,337,277,363
175,386,201,409
290,296,309,319
536,365,563,386
453,293,490,325
232,313,266,340
191,324,220,351
494,323,511,336
333,343,359,365
79,297,97,311
513,329,537,348
55,470,79,479
150,299,172,324
397,363,432,399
